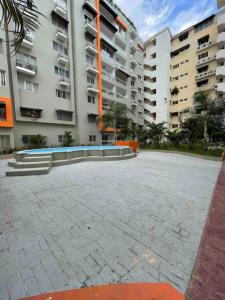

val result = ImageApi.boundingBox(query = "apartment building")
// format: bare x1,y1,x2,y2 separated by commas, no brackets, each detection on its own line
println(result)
144,0,225,130
0,0,144,150
170,15,218,129
143,28,171,126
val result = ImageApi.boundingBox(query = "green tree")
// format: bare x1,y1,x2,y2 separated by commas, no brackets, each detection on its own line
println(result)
166,129,184,148
29,134,47,147
147,122,167,147
180,116,204,148
62,131,74,147
99,101,130,142
193,91,225,143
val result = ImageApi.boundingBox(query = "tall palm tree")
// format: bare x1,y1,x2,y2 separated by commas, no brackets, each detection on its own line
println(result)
147,122,167,147
193,91,225,143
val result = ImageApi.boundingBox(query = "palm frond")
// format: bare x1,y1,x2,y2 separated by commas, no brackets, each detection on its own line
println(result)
0,0,44,53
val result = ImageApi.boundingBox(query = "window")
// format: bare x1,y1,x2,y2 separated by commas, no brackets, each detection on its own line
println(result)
88,115,96,123
58,135,63,143
22,135,33,144
173,76,179,81
89,135,96,142
86,54,94,65
20,107,42,118
87,75,95,84
24,81,33,92
0,70,6,86
54,66,69,78
173,64,179,69
172,124,179,128
53,41,68,55
195,17,213,33
138,87,142,93
88,95,95,103
198,35,209,46
52,14,68,32
17,52,36,66
0,102,6,120
138,75,142,81
0,39,4,54
56,110,72,121
152,65,156,71
179,32,189,42
131,80,135,86
173,101,178,105
56,89,70,99
198,52,208,60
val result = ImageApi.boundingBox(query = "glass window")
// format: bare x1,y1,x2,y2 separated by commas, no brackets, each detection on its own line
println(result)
0,70,6,86
0,102,6,120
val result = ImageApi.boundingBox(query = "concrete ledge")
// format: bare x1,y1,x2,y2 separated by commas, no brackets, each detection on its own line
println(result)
6,167,50,176
186,162,225,300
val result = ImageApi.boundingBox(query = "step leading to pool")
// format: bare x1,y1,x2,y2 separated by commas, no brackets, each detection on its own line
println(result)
6,167,50,176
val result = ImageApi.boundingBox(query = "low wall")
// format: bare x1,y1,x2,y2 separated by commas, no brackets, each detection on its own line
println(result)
114,141,138,152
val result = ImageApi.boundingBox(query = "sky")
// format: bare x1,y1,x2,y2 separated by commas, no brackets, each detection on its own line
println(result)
114,0,217,41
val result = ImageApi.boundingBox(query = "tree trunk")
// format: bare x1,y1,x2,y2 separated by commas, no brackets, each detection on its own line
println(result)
204,120,209,143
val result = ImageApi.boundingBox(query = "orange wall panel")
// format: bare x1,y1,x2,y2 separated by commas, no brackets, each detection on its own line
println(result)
0,97,14,128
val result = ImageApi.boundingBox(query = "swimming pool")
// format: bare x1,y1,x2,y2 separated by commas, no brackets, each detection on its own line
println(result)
18,145,128,154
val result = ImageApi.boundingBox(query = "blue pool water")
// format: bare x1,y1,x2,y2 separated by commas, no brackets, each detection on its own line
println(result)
18,145,128,154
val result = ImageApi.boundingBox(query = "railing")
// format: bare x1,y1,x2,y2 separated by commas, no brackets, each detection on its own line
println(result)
23,34,34,43
102,88,115,97
197,41,215,50
87,62,98,70
196,55,216,66
16,59,37,73
101,51,115,65
58,54,69,61
86,40,97,50
115,61,126,70
195,70,215,80
102,70,114,81
116,94,127,101
59,77,70,84
85,19,96,29
116,78,126,86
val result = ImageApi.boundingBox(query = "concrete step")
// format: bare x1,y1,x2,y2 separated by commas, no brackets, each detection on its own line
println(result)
14,161,51,169
21,156,52,162
6,167,50,176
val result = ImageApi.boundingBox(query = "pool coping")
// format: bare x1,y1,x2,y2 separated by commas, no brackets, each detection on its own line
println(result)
186,161,225,300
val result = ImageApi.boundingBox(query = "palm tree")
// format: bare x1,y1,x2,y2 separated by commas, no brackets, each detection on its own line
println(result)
193,91,225,143
62,131,74,147
99,101,130,142
166,129,184,148
147,122,167,147
1,0,43,52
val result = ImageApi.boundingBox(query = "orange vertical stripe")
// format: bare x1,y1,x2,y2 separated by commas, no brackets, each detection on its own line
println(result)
0,97,14,128
96,0,103,130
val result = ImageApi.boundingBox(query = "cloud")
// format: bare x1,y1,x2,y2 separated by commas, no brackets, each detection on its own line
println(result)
114,0,217,40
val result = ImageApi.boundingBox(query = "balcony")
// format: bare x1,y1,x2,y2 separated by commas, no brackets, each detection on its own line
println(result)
144,114,152,123
116,93,127,102
195,70,215,80
21,34,34,49
196,55,216,66
20,107,42,119
86,64,99,75
59,77,70,87
217,32,225,45
130,72,137,80
217,14,225,28
130,59,137,66
131,88,138,93
87,84,99,93
216,66,225,76
83,0,97,16
115,61,126,72
86,41,98,55
131,99,138,106
115,77,127,89
145,81,155,90
57,54,69,65
215,83,225,93
85,20,97,36
102,70,114,83
101,51,115,67
102,88,115,100
54,3,67,19
16,59,37,76
217,49,225,60
56,28,68,41
196,41,215,52
144,92,152,101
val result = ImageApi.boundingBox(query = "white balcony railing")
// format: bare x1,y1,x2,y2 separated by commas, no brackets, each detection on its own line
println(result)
197,41,215,51
16,59,37,76
195,70,215,80
196,55,216,66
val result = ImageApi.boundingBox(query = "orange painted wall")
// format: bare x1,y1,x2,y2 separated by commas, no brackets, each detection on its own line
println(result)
115,16,128,31
19,283,184,300
114,140,139,152
0,97,14,128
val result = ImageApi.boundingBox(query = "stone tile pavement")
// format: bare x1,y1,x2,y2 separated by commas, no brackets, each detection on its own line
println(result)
0,152,221,299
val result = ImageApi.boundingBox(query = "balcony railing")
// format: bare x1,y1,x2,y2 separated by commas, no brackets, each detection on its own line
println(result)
58,54,69,64
196,55,216,66
16,59,37,75
197,41,215,51
101,51,115,65
195,70,215,80
102,88,115,98
56,28,68,41
115,61,126,70
86,41,98,54
85,19,97,35
59,77,70,87
116,78,126,86
102,70,114,81
54,3,67,18
116,94,127,101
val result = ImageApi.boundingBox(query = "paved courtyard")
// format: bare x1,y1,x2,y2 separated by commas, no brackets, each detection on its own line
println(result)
0,152,221,299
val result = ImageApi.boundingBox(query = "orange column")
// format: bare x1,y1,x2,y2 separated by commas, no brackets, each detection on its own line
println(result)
96,0,103,130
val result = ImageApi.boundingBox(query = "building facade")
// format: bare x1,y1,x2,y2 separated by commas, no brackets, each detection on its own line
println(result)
143,28,171,126
0,0,144,150
144,1,225,130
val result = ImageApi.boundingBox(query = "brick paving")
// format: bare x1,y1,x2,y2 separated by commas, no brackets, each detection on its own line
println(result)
0,152,220,299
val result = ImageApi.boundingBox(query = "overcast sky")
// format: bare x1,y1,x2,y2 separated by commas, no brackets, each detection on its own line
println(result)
114,0,217,40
